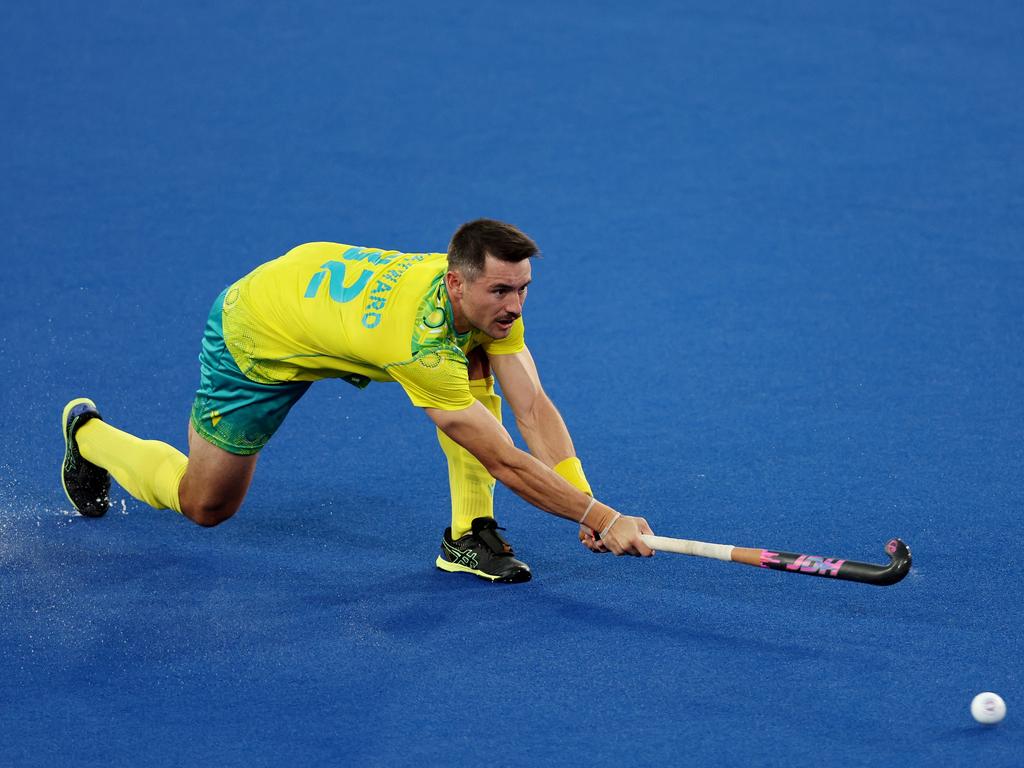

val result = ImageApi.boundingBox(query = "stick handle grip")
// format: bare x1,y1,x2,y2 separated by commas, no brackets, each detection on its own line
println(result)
640,535,734,561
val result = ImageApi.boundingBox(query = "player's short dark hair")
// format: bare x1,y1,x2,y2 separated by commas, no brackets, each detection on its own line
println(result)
447,219,539,279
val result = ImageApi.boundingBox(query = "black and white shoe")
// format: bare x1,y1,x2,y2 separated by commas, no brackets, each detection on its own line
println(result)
435,517,532,583
60,398,111,518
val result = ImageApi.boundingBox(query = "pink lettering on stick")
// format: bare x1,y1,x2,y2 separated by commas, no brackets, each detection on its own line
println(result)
759,550,781,568
817,558,845,576
786,555,808,571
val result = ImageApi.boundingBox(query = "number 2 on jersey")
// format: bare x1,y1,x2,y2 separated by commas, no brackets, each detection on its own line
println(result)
304,261,373,303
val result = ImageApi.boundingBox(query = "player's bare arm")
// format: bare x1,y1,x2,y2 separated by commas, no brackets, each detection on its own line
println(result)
426,401,654,556
489,347,612,553
489,346,574,466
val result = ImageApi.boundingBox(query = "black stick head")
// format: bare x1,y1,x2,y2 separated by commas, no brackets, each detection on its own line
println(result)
880,538,912,585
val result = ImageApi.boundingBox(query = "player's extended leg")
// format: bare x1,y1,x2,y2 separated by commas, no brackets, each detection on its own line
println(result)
434,348,531,583
61,285,305,526
62,398,256,526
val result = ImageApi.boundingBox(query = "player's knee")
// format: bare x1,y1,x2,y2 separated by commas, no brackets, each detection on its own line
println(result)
181,498,240,527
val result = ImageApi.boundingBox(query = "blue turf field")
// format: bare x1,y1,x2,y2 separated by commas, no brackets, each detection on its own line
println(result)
2,2,1022,765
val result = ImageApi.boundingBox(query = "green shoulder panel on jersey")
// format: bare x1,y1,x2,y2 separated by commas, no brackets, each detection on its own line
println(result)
410,273,474,356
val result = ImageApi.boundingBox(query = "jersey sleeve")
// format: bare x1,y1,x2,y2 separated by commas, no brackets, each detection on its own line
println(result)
385,347,475,411
480,316,525,356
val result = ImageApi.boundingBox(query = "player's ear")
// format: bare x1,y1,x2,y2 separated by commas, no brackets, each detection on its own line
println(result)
445,270,464,300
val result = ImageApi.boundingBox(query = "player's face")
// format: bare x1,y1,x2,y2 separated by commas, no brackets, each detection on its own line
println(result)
450,254,531,338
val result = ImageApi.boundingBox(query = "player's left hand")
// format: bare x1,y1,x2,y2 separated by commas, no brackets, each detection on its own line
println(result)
579,525,610,553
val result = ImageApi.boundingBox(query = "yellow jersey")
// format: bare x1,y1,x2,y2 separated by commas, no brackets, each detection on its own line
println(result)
220,242,525,410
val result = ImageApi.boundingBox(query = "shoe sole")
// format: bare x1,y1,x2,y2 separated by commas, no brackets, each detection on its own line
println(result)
435,556,532,583
61,397,107,518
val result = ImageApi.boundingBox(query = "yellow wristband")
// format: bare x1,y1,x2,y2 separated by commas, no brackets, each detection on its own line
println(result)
553,456,592,496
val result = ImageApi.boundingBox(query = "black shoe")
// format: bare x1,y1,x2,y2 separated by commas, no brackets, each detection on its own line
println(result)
60,398,111,518
435,517,532,583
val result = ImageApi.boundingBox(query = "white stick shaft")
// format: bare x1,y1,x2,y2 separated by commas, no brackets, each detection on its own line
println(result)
641,534,734,562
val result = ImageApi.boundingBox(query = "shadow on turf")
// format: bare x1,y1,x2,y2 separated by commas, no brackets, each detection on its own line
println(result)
316,569,844,662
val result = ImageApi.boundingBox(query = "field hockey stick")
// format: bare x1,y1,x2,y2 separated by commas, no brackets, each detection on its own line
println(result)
640,534,912,586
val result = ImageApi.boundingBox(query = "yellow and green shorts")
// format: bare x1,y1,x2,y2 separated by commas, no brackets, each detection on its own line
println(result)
189,288,312,456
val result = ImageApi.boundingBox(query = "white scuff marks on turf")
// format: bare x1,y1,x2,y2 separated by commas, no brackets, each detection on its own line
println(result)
343,599,402,650
0,512,14,563
55,495,127,519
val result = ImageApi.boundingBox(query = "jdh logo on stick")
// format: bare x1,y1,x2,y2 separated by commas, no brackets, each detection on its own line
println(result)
759,551,846,576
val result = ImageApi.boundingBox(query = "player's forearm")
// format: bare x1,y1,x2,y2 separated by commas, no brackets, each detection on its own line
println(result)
514,391,577,468
489,445,616,531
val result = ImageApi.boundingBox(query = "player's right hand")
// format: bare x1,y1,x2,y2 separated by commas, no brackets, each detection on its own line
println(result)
579,524,610,553
590,515,655,557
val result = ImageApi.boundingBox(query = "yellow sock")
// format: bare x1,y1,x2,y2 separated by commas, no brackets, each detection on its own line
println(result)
76,420,187,513
437,376,501,538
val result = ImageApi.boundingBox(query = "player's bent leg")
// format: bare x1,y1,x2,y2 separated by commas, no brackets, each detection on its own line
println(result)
437,347,498,538
434,348,531,583
177,423,258,527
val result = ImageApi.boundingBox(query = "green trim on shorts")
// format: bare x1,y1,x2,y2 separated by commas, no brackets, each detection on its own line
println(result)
190,287,312,456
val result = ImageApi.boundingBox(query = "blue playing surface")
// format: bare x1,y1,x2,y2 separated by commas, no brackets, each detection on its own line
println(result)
2,1,1022,765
